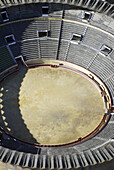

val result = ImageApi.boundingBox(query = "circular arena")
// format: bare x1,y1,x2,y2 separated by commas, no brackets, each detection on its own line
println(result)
0,0,114,169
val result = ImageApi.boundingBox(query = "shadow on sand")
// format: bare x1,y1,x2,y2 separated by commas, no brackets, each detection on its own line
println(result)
0,62,38,144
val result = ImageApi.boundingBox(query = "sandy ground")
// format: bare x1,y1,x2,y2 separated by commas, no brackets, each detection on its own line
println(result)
18,66,104,145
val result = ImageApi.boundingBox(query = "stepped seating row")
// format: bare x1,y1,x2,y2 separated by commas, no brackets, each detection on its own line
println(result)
20,40,39,60
0,2,114,30
104,76,114,104
0,46,16,73
5,36,113,80
65,43,97,68
22,20,49,40
0,24,13,47
9,39,58,60
40,39,58,59
58,40,113,77
110,50,114,62
0,3,64,23
50,20,62,38
61,21,87,40
16,19,61,40
89,54,114,81
58,40,69,60
63,7,114,33
0,4,41,23
90,12,114,34
9,43,21,57
7,36,114,104
82,27,114,51
0,19,113,57
59,21,114,52
0,141,113,169
0,19,61,45
0,17,113,85
1,33,113,82
0,0,113,17
49,3,63,18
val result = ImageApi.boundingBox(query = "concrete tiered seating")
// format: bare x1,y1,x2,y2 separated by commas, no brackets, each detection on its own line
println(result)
88,53,114,81
0,0,113,17
61,21,86,40
18,3,42,19
0,46,16,72
0,142,113,169
110,50,114,62
49,4,63,18
0,24,13,47
9,43,21,57
64,8,114,34
64,6,83,22
104,76,114,105
12,21,32,41
58,40,69,60
82,27,114,51
22,20,49,40
50,20,61,39
67,43,97,68
48,3,63,18
40,39,58,59
91,12,114,34
21,40,39,60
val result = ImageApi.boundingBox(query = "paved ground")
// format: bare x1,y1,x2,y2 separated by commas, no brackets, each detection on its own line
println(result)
18,66,104,145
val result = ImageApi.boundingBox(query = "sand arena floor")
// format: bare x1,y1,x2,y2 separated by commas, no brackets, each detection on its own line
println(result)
17,66,105,145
